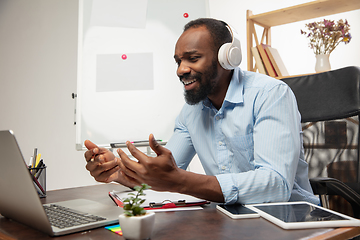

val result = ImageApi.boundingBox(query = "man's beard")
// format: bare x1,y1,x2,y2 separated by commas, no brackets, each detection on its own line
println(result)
183,59,218,105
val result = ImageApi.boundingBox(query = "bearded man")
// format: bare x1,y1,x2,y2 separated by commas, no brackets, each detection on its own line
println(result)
84,18,319,205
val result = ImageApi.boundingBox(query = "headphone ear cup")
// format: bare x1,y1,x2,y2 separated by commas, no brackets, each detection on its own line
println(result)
218,23,242,70
228,46,242,67
218,43,233,70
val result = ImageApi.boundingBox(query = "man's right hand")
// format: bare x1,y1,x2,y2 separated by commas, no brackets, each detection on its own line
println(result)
84,140,138,188
84,140,120,183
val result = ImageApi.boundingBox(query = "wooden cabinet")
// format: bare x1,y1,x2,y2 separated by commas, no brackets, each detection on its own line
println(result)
246,0,360,74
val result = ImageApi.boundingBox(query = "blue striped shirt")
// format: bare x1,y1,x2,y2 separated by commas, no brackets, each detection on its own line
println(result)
166,68,319,205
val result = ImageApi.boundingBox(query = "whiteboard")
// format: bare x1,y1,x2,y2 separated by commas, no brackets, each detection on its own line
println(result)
76,0,209,150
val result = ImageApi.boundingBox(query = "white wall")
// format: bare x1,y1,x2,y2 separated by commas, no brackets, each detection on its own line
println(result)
0,0,359,190
0,0,97,189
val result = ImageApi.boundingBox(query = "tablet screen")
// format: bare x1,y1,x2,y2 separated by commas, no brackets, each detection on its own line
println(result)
254,203,347,223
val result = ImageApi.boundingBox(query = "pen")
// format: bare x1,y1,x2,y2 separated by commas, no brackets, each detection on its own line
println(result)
36,159,44,168
131,140,162,144
35,153,41,167
30,157,42,177
28,156,34,168
33,182,43,195
34,160,44,177
110,140,165,148
32,148,37,168
35,165,45,179
30,148,37,175
32,173,45,194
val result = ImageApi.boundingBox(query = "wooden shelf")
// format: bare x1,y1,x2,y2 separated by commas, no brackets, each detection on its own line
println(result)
248,0,360,28
247,0,360,74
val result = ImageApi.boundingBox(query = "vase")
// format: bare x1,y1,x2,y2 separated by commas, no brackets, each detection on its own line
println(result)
119,212,155,240
315,54,331,73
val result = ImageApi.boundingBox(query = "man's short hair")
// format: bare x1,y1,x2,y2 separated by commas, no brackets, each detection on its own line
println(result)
184,18,232,53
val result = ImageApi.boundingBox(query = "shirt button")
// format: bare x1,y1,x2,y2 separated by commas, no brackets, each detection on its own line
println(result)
216,116,220,120
219,141,223,146
222,166,226,170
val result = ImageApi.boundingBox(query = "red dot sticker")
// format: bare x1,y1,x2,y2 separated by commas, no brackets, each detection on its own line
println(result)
183,13,189,18
121,54,127,60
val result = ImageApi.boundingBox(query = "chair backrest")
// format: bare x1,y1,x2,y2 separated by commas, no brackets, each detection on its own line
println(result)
281,66,360,185
282,67,360,217
281,66,360,123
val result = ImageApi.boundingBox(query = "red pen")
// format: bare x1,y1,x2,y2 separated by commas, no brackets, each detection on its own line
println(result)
32,174,45,194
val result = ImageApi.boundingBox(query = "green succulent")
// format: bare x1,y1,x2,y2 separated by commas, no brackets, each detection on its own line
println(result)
123,183,151,216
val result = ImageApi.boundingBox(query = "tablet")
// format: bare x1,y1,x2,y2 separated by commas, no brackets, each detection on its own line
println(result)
246,201,360,229
216,204,260,219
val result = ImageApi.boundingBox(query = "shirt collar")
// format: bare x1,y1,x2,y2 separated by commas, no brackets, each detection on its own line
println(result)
202,67,244,109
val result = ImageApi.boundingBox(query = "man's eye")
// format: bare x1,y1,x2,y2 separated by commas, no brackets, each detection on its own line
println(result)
189,56,199,62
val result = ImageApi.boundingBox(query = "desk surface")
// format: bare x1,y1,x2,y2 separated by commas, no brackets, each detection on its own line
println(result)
1,183,360,240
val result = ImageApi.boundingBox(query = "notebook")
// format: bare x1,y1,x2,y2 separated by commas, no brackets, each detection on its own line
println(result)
0,130,123,236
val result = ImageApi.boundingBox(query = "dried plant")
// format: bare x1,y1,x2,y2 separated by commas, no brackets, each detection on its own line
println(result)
301,19,351,55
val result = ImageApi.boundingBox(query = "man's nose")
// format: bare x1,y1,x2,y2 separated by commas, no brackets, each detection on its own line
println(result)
177,62,191,77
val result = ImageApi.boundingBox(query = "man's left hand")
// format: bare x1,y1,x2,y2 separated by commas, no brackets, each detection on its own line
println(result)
117,134,183,192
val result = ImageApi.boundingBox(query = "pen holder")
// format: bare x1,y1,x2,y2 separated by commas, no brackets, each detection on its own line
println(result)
28,166,46,198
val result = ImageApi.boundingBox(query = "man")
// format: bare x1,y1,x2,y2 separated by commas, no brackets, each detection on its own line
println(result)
84,18,319,205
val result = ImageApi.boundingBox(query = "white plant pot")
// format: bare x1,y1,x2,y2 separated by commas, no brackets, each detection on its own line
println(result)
119,212,155,240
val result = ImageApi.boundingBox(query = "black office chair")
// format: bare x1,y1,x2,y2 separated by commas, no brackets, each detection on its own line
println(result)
281,66,360,218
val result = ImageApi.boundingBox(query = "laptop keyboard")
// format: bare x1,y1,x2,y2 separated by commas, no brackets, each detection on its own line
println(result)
44,204,107,229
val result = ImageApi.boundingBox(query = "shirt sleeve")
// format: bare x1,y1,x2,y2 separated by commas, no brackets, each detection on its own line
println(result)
216,83,302,204
165,108,196,170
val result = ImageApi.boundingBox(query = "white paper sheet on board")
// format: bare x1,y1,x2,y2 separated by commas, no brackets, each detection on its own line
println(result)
96,53,154,92
91,0,148,28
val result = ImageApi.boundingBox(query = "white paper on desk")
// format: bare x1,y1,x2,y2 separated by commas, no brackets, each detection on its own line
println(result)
147,206,203,212
113,189,207,208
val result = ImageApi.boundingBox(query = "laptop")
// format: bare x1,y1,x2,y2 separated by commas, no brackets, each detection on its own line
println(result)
0,130,123,236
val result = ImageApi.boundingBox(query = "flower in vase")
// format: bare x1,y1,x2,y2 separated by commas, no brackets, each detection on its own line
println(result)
301,19,351,55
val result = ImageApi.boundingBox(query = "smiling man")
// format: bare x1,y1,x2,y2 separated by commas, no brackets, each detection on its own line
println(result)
84,18,319,205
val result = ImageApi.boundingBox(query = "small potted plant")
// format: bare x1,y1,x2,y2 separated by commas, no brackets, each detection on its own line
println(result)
119,183,155,240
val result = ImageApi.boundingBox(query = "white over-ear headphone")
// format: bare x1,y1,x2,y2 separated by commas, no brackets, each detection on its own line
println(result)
218,23,242,70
